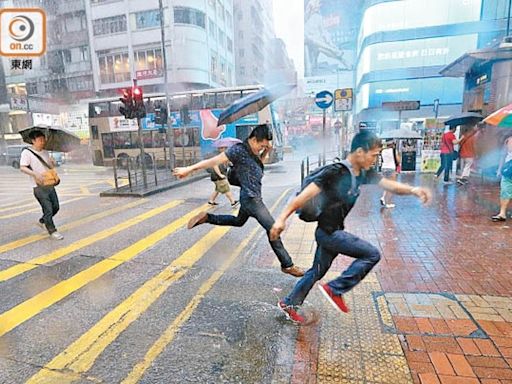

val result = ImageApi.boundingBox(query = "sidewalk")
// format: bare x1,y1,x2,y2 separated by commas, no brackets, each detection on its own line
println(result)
277,174,512,384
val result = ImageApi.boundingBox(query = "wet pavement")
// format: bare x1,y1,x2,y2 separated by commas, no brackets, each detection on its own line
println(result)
0,161,511,383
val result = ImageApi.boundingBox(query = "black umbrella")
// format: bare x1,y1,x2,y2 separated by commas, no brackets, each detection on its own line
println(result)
19,125,81,152
444,112,483,127
217,83,296,127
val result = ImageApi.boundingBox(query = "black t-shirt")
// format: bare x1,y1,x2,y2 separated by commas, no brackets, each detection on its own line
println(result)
312,162,381,232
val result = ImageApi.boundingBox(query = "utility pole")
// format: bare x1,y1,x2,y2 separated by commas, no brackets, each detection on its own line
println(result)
507,0,512,36
133,80,148,187
159,0,174,171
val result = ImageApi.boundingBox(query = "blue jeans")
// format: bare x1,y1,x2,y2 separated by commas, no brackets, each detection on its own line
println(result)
436,153,453,182
33,186,60,234
284,227,381,306
206,196,294,268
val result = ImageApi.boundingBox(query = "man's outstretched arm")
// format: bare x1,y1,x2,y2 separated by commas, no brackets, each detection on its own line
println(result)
378,178,432,204
173,152,229,179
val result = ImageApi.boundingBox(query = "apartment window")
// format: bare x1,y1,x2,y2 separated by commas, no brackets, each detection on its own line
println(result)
238,10,243,20
239,30,243,40
227,37,233,53
227,66,232,86
238,48,244,58
225,11,232,29
209,18,216,38
220,60,226,85
135,48,162,71
174,7,205,29
219,3,225,20
98,51,130,83
208,0,215,9
239,66,245,76
93,15,127,35
134,10,160,29
67,76,93,92
211,53,217,82
218,29,225,47
64,12,86,32
79,46,89,61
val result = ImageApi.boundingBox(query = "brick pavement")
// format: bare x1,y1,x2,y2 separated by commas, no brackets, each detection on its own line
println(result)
276,175,512,384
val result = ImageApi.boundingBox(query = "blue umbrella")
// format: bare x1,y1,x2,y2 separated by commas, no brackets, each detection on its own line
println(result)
217,83,296,127
212,137,242,148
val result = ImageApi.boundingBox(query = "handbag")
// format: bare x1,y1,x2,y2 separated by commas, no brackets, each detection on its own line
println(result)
25,148,61,186
502,159,512,179
227,166,240,187
452,150,459,161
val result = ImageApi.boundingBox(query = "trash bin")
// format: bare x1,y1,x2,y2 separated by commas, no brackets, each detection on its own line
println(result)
401,151,416,171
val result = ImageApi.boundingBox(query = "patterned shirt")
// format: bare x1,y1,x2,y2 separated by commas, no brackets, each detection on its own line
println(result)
225,142,264,199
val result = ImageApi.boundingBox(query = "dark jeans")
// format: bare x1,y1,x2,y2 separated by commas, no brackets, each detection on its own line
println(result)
284,227,381,306
436,153,453,181
206,196,294,268
33,186,60,234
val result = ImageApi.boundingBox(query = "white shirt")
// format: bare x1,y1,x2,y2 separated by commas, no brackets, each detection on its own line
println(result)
19,147,52,187
381,147,396,170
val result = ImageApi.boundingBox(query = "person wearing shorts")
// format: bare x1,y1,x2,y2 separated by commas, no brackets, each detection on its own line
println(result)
207,147,238,207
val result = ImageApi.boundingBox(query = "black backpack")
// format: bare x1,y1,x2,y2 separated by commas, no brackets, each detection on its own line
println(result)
297,161,352,222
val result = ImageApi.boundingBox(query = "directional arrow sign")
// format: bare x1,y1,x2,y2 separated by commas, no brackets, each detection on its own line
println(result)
315,90,333,109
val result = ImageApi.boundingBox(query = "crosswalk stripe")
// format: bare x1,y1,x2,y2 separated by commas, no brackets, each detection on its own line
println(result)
25,222,234,384
0,197,86,220
0,199,38,213
0,199,147,255
122,189,290,384
0,200,184,282
0,203,208,338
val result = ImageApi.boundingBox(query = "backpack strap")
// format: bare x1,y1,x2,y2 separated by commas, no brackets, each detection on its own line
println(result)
24,148,53,170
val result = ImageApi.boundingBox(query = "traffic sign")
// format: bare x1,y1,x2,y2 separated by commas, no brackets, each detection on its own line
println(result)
334,88,353,111
382,100,420,111
315,90,333,109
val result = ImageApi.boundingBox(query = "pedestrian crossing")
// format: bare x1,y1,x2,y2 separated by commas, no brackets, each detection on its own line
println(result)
0,173,292,383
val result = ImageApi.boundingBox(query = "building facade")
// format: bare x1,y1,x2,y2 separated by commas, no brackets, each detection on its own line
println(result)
232,0,278,85
354,0,511,128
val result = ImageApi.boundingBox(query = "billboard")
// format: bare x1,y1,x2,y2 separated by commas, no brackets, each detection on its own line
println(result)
304,0,363,79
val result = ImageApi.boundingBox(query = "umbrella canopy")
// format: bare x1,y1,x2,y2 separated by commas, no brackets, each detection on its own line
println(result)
379,128,423,140
217,83,296,127
444,112,483,127
212,137,242,148
19,125,81,152
483,103,512,128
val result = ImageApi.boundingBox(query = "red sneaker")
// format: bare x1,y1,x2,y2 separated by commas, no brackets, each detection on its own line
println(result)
318,283,349,314
277,300,305,324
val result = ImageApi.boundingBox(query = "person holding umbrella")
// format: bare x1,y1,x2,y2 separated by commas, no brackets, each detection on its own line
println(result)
19,130,64,240
491,135,512,222
173,124,304,278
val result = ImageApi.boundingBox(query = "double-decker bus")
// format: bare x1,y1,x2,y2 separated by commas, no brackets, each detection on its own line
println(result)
88,85,284,167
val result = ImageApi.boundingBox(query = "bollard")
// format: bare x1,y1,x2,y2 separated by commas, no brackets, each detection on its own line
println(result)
153,153,158,186
127,157,133,192
113,157,119,190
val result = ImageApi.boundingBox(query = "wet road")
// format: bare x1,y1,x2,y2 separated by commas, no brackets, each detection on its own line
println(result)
0,160,511,384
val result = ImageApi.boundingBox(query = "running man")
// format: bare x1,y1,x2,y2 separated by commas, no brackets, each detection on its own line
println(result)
270,131,431,323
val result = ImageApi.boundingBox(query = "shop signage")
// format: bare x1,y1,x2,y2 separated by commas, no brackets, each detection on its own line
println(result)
108,116,138,131
136,68,163,80
382,100,420,111
334,88,353,111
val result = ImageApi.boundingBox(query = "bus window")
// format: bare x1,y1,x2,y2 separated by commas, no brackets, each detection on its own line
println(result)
190,94,204,110
174,127,199,147
101,133,114,158
142,131,153,148
113,132,133,149
153,131,167,147
203,93,216,109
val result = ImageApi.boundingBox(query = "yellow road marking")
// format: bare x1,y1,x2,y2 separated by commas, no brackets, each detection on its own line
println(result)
0,199,147,255
0,203,209,338
0,199,184,282
122,189,290,384
26,224,233,384
79,185,91,195
0,200,38,213
0,197,86,220
25,189,290,384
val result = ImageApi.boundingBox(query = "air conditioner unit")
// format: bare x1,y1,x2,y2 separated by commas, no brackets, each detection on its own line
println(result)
499,36,512,48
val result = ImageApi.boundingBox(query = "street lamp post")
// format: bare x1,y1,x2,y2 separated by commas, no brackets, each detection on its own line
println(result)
159,0,174,171
507,0,512,36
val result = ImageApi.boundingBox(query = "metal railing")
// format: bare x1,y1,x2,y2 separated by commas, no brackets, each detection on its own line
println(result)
111,149,201,192
300,150,347,183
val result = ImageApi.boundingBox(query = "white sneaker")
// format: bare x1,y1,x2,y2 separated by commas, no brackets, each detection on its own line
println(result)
51,231,64,240
384,203,396,208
